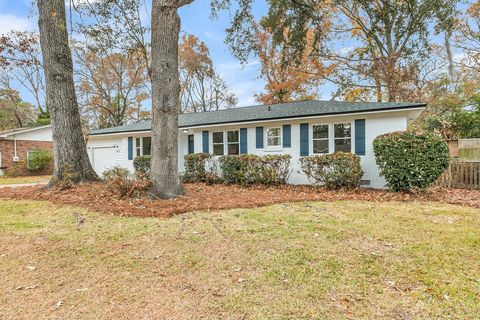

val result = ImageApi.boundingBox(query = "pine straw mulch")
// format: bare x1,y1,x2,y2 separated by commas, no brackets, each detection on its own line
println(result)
1,182,479,218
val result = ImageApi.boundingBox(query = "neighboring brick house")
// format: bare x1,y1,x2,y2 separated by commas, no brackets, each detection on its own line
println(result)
0,125,53,176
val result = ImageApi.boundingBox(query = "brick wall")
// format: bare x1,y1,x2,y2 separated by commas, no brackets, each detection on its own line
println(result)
0,139,53,176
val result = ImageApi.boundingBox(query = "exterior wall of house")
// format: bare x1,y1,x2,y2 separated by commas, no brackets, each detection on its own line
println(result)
87,109,419,188
0,140,53,176
7,126,53,141
87,133,190,176
187,111,409,188
0,126,53,176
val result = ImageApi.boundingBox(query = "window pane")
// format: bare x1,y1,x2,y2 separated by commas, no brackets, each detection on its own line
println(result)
334,123,351,138
267,137,281,146
313,140,329,154
136,138,141,157
313,125,328,139
142,137,151,156
335,138,351,152
228,143,239,155
212,132,224,143
227,130,239,143
213,144,224,155
267,127,280,137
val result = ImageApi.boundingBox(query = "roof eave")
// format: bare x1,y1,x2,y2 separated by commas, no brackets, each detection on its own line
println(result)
89,104,426,136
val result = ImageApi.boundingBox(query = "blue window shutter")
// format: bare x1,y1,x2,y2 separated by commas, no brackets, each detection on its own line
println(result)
256,127,264,148
283,124,291,148
240,128,248,154
188,135,194,154
127,137,133,160
300,123,309,156
355,119,366,155
202,131,209,153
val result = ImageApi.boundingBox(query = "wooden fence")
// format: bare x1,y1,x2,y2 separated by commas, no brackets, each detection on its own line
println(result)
458,139,480,160
435,160,480,189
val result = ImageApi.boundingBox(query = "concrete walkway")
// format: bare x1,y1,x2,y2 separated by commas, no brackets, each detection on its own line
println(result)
0,182,48,188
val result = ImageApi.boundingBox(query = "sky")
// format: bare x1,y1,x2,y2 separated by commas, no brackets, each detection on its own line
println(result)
0,0,285,107
0,0,468,108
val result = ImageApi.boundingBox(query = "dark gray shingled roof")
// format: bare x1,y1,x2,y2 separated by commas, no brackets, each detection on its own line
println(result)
90,100,426,135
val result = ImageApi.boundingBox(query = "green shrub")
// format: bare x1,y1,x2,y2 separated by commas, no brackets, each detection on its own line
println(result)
219,154,257,184
373,131,450,191
103,166,152,198
299,152,363,190
27,149,53,171
183,153,219,183
219,154,291,185
260,155,291,184
133,156,151,175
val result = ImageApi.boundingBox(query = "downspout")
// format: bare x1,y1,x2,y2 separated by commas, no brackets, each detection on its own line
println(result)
14,135,17,158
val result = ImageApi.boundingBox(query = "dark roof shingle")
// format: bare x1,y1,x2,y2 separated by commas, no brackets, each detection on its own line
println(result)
90,100,425,135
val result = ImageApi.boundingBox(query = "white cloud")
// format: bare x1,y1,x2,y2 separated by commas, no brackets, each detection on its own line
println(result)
0,14,35,34
204,31,223,43
65,0,99,6
228,78,265,106
453,52,465,63
215,59,264,106
217,59,259,73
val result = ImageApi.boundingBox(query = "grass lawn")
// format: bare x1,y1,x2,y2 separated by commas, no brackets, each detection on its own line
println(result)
0,200,479,319
0,176,50,186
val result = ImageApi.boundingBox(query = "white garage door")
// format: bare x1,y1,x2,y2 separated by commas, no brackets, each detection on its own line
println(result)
91,147,116,175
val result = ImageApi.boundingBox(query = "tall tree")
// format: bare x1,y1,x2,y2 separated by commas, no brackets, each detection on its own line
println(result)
231,0,459,103
75,47,150,128
0,85,35,129
179,34,237,112
0,31,50,124
253,25,330,104
456,1,480,76
149,0,190,198
37,0,98,185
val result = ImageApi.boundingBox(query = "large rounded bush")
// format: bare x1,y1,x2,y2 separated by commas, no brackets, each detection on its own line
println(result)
373,131,450,191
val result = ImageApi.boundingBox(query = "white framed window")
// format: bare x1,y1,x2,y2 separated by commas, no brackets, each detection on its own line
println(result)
334,123,352,152
212,131,224,156
312,124,329,154
266,127,282,147
227,130,240,155
135,137,152,156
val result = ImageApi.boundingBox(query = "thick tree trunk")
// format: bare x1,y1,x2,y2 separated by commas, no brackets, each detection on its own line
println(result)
149,0,185,199
38,0,99,186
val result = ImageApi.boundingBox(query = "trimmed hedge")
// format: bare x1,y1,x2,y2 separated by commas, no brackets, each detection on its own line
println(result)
373,131,450,191
133,156,151,175
183,153,291,185
183,153,219,183
299,152,363,190
219,154,291,185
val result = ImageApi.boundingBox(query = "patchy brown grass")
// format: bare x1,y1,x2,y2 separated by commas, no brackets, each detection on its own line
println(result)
0,199,479,319
1,182,480,217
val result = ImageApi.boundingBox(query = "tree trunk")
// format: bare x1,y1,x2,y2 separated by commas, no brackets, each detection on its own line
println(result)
37,0,99,186
445,32,455,80
149,0,185,199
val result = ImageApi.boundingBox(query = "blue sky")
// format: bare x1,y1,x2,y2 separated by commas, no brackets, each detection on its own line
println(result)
0,0,284,107
0,0,468,107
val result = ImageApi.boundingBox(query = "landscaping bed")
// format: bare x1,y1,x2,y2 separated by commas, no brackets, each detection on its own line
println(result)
1,182,479,217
